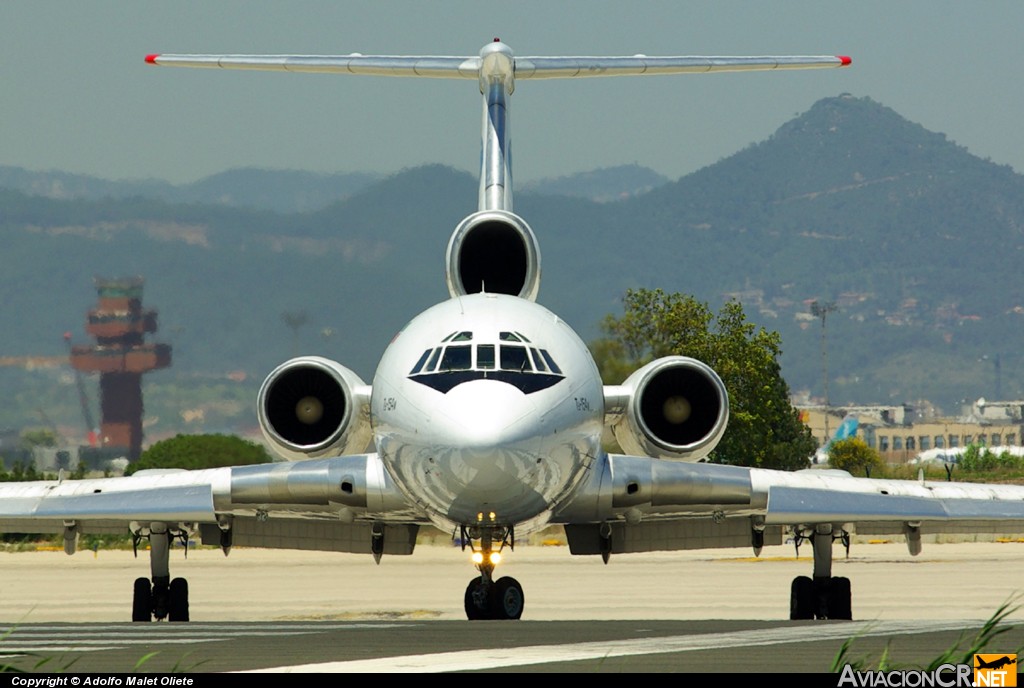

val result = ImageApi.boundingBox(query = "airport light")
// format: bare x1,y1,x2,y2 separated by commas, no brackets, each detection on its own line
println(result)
810,300,838,439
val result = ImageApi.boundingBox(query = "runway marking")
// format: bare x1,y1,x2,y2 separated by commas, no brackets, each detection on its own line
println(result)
246,620,979,673
0,623,410,656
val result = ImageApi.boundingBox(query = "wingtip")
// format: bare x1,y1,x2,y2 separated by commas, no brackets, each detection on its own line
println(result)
838,55,852,67
145,54,159,65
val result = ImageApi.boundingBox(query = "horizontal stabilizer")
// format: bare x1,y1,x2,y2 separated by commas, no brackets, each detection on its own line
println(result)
146,53,479,78
145,52,849,79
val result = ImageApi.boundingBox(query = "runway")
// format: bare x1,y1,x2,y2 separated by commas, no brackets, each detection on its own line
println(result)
0,618,1002,673
0,540,1021,672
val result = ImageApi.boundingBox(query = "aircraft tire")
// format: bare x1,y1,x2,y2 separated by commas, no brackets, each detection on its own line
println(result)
827,576,852,620
132,577,152,622
168,577,190,622
464,578,490,620
491,576,524,620
790,576,815,620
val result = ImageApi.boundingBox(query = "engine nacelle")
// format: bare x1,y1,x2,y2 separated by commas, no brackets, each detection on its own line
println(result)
607,356,729,462
257,356,372,461
445,210,541,301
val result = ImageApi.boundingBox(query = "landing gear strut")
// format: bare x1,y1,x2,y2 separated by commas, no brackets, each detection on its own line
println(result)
789,523,852,620
459,523,524,620
130,521,192,622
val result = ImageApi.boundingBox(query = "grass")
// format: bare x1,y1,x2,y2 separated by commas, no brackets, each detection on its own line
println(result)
831,598,1023,672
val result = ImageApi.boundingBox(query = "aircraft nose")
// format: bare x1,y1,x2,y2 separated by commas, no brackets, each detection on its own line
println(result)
432,379,540,448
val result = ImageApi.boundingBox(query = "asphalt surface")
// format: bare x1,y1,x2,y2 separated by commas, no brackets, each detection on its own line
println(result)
0,540,1021,673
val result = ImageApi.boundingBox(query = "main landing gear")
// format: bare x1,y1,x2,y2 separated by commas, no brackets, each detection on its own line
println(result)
460,523,524,620
789,523,852,620
130,521,193,622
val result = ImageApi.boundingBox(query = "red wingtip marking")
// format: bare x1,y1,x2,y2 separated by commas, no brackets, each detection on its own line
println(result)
838,55,852,66
145,54,159,64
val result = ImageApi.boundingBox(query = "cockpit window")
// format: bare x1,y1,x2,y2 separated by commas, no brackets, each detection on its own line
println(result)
409,331,566,394
440,345,472,371
540,349,562,374
477,344,495,369
409,349,433,375
500,345,532,371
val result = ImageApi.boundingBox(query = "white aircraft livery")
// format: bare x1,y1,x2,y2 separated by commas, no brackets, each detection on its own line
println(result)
3,41,1023,624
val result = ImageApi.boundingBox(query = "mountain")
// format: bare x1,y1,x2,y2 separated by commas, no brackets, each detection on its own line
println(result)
3,94,1024,438
604,95,1024,407
519,164,669,202
0,163,661,213
0,166,381,214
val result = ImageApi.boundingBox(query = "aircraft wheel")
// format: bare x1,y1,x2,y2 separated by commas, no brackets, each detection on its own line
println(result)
789,576,815,620
168,577,190,622
827,576,852,620
464,578,490,620
132,577,152,622
151,577,170,621
491,577,524,620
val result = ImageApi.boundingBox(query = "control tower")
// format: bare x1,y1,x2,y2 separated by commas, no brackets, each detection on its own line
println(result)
69,278,171,461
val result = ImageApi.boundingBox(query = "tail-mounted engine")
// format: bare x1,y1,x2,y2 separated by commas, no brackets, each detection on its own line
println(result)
445,210,541,302
257,356,372,461
606,356,729,462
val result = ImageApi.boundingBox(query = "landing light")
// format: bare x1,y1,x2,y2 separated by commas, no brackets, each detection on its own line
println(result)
472,552,484,565
489,552,501,565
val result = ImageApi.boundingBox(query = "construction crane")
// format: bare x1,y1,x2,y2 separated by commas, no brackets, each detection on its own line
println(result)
63,332,99,447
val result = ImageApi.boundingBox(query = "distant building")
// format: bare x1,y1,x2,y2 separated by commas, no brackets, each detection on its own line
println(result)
68,277,171,462
798,402,1024,464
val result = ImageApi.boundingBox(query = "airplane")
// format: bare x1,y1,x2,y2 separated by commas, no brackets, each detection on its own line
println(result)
912,445,1024,465
975,656,1017,671
813,414,859,464
2,40,1024,625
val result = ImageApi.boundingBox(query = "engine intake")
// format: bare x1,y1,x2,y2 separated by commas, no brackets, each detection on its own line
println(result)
445,210,541,301
257,356,371,461
607,356,729,462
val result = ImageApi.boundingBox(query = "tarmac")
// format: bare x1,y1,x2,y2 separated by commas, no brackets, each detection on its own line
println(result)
0,539,1021,672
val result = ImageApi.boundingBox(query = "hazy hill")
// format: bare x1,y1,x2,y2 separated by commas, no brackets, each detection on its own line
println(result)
0,166,381,214
4,94,1024,438
519,164,669,202
607,95,1024,407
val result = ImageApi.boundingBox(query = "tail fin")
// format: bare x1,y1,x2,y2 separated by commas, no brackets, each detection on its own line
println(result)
831,415,859,442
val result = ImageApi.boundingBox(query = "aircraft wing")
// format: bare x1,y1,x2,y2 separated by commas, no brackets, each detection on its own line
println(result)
556,454,1024,555
0,455,427,554
145,53,849,79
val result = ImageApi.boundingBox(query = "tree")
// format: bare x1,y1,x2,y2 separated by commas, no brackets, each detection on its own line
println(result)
18,427,58,451
592,288,816,470
126,434,272,475
827,437,882,476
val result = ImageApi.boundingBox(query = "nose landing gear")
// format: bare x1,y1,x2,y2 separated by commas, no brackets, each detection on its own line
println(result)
460,524,524,620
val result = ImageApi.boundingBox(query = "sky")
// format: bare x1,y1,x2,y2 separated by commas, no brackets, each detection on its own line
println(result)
3,2,1023,185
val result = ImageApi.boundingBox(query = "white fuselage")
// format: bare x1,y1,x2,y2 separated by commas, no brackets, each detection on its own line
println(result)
370,293,604,532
